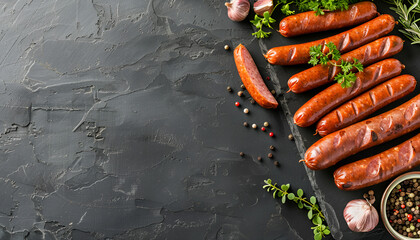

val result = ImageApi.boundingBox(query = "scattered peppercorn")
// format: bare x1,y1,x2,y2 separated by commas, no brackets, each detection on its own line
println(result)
235,102,240,107
252,124,257,129
243,122,249,127
288,134,294,141
240,84,245,89
268,153,273,158
363,193,369,199
263,122,269,127
240,152,244,157
227,86,232,92
369,190,374,196
243,108,249,114
257,156,262,161
274,161,279,166
269,145,275,150
238,91,244,97
271,90,276,95
224,45,230,50
250,99,255,104
261,127,266,131
269,132,274,137
266,76,270,80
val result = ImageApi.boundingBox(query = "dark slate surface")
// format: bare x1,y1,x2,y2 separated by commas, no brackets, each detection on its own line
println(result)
0,0,416,239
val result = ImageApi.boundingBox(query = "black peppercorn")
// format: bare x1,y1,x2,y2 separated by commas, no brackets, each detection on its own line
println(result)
240,84,245,89
257,156,262,161
274,161,279,166
240,152,244,157
288,134,294,141
268,153,273,158
243,122,249,127
269,145,275,150
227,86,232,92
250,99,255,104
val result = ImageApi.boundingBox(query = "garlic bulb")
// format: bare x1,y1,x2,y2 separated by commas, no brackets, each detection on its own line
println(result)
225,0,250,22
253,0,273,16
343,199,379,232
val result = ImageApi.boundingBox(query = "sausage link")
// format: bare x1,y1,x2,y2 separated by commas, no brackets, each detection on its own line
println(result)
317,75,417,137
294,59,404,127
304,93,420,170
234,44,278,109
288,35,404,93
334,133,420,191
279,2,378,37
264,14,395,65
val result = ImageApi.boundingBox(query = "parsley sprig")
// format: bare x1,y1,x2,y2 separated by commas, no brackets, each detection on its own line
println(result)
263,179,331,240
309,42,363,88
250,0,362,38
251,11,277,38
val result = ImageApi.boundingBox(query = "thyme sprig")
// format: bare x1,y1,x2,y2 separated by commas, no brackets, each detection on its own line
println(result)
263,179,330,240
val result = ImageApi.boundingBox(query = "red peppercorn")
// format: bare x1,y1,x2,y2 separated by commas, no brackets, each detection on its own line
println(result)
266,76,270,80
417,219,420,223
389,220,393,223
235,102,240,107
401,204,406,209
408,214,413,221
261,127,266,131
399,189,402,192
269,132,274,137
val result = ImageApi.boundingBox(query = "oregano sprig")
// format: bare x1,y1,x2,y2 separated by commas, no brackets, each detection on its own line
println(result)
309,42,364,88
263,179,330,240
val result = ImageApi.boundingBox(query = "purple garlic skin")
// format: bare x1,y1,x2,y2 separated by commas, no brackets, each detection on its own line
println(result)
343,199,379,232
253,0,273,16
225,0,250,22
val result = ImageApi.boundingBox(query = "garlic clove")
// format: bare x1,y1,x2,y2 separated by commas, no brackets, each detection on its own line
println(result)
253,0,274,17
225,0,250,22
343,199,379,232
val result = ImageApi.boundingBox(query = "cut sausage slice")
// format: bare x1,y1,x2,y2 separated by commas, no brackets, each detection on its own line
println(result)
334,133,420,191
264,14,395,65
234,44,278,108
288,35,404,93
279,2,378,37
294,59,404,127
304,94,420,170
317,75,417,136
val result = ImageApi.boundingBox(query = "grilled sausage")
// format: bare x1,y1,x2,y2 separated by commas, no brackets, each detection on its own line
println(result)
234,44,278,108
334,133,420,191
294,59,404,127
288,35,404,93
264,14,395,65
317,75,417,137
279,2,378,37
304,93,420,170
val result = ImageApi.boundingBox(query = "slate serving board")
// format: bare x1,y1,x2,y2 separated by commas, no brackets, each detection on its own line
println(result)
245,1,420,239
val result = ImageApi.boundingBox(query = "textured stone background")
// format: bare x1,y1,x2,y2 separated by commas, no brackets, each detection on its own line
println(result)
0,0,416,239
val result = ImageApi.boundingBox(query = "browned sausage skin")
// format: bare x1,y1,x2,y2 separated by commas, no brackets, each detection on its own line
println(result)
288,36,404,93
264,14,395,65
334,133,420,191
317,75,417,137
279,2,378,37
294,59,404,127
234,44,278,109
304,94,420,170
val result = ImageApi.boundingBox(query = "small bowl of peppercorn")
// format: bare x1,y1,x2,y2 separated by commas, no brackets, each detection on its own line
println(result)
381,172,420,239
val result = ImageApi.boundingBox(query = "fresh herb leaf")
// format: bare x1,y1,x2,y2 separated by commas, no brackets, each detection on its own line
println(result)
309,42,364,88
384,0,420,44
263,179,330,240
